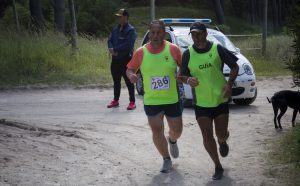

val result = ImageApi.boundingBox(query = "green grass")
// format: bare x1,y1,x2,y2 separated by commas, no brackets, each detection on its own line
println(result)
265,125,300,186
248,55,291,77
0,30,111,87
230,34,293,77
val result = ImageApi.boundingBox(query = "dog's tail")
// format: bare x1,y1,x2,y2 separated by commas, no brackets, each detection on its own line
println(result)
267,97,271,103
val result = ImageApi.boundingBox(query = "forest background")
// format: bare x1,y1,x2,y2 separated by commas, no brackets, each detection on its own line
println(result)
0,0,298,87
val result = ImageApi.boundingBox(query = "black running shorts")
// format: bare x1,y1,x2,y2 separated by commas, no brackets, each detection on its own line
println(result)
144,101,182,118
194,102,229,119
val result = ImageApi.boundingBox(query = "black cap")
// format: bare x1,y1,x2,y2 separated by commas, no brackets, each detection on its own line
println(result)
115,8,129,17
189,22,207,33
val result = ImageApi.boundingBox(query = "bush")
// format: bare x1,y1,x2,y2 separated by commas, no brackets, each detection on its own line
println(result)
285,2,300,79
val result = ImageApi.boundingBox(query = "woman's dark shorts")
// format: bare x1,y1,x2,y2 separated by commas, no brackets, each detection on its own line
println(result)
194,103,229,119
144,101,183,118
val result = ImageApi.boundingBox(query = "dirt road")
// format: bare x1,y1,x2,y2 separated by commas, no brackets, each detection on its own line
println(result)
0,76,297,186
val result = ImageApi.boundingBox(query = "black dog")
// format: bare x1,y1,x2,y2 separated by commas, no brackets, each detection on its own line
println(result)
267,90,300,129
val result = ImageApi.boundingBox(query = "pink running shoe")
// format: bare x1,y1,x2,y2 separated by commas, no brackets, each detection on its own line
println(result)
107,100,119,108
127,101,136,110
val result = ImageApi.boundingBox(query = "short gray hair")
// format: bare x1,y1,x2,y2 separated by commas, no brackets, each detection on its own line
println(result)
149,20,165,32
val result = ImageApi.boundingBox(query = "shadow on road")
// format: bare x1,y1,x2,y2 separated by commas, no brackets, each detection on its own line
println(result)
146,166,184,186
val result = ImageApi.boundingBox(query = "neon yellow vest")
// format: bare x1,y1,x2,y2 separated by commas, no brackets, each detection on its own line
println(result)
141,42,179,105
188,43,228,107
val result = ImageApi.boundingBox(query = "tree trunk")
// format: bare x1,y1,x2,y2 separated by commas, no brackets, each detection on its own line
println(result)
256,0,263,25
271,0,280,33
262,0,268,56
68,0,77,55
150,0,155,21
220,0,225,12
250,0,255,23
53,0,65,33
29,0,44,32
12,0,20,32
278,0,282,27
230,0,243,17
213,0,225,24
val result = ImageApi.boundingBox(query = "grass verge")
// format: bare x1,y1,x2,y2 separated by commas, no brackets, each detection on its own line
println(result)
265,125,300,186
0,30,111,88
233,34,293,77
0,30,293,87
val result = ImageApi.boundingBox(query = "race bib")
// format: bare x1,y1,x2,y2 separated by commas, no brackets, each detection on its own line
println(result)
151,76,170,90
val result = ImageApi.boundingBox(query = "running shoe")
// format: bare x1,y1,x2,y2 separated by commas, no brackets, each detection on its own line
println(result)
218,131,230,157
168,137,179,159
107,100,119,108
212,166,224,180
127,101,136,110
218,141,229,157
160,159,172,173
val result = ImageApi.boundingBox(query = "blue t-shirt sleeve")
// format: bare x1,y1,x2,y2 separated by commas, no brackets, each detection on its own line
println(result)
217,44,238,68
181,49,191,77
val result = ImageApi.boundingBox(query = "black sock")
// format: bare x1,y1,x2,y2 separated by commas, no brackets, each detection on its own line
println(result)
168,137,177,144
215,164,223,169
163,157,171,160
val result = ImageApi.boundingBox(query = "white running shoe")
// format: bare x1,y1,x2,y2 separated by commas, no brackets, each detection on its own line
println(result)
160,159,172,173
168,137,179,159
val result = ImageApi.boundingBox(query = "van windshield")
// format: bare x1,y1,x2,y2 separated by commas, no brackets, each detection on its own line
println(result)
176,34,237,52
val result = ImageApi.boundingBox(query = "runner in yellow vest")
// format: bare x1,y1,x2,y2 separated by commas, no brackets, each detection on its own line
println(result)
141,42,179,105
126,20,183,173
180,22,239,180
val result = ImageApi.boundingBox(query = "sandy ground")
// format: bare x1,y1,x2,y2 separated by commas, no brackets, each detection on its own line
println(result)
0,76,298,186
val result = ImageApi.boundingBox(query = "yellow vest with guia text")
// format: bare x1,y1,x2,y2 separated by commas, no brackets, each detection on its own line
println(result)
188,43,228,107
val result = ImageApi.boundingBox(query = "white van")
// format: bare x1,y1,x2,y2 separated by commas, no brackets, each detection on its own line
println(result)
136,19,257,106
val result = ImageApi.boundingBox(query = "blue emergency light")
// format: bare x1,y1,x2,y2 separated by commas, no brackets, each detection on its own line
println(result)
159,18,212,24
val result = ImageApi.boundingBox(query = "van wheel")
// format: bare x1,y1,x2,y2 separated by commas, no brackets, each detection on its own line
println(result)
136,72,144,95
233,89,257,105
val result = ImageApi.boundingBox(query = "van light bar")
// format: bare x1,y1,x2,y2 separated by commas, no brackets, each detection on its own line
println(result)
159,18,212,24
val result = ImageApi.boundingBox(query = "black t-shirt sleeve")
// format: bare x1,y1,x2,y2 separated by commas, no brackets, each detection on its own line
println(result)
181,49,191,77
217,44,238,68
